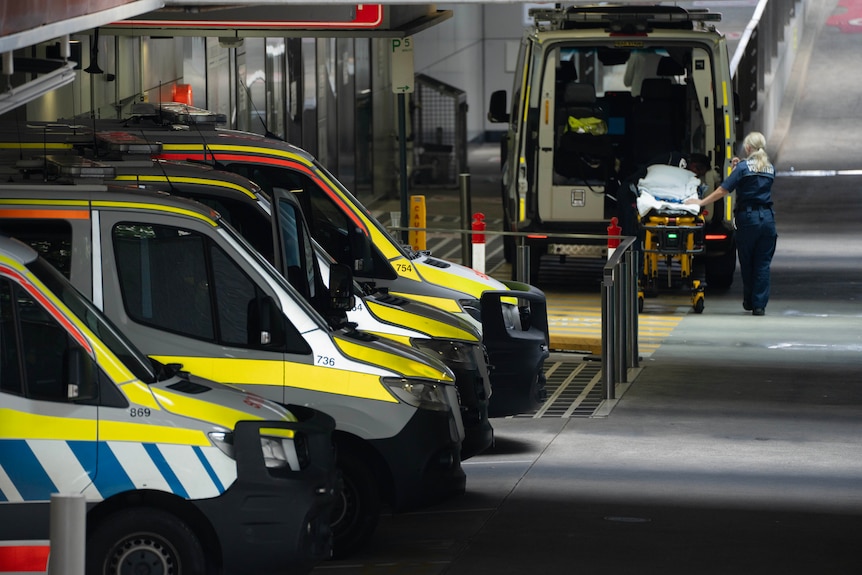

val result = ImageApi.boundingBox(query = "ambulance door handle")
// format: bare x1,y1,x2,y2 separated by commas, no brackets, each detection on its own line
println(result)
541,147,552,152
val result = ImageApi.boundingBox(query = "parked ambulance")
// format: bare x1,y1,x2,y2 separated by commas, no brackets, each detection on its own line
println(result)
0,235,337,575
488,4,738,288
2,108,549,417
0,174,465,556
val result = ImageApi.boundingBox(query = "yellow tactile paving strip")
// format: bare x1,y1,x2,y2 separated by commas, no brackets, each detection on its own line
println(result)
545,291,685,355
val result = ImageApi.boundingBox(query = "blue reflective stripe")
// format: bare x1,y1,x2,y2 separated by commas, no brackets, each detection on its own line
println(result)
67,440,97,479
91,442,136,497
193,445,224,493
0,441,56,501
143,444,188,499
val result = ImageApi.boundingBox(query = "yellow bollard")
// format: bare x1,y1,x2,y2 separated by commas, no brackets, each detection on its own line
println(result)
409,195,426,251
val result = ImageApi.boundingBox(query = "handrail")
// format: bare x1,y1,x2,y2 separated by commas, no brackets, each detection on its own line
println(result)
601,236,640,400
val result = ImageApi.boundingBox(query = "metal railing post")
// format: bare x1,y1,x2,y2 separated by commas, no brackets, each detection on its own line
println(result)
48,493,86,575
626,247,640,368
601,272,615,400
459,173,472,268
615,259,628,383
515,236,530,284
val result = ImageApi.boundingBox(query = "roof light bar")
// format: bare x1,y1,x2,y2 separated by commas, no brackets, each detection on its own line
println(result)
128,102,226,127
96,131,163,154
529,7,721,31
18,155,117,179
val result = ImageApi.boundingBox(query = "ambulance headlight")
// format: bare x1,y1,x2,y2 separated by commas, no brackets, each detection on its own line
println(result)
260,431,309,471
412,339,478,369
500,301,520,330
457,298,482,323
209,431,235,459
209,430,308,471
382,377,450,412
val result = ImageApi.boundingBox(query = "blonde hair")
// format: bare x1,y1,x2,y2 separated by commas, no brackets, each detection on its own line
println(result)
743,131,770,172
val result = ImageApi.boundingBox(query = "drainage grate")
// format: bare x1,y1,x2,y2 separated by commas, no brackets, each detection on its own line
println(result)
511,360,604,419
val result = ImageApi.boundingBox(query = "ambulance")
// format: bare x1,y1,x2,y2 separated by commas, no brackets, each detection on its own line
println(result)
102,156,494,460
0,176,465,556
0,149,492,458
0,235,337,574
2,108,549,417
487,4,738,288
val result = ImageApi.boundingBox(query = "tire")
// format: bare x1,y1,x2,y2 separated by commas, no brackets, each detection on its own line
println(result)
87,508,208,575
330,450,381,558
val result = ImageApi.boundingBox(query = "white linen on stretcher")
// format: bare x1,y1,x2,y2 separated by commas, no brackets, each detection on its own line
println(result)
635,163,701,217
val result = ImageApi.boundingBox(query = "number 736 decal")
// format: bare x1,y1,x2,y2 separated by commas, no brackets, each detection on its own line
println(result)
316,355,336,367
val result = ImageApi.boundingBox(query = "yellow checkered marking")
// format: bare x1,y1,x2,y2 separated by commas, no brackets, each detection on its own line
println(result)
545,292,683,355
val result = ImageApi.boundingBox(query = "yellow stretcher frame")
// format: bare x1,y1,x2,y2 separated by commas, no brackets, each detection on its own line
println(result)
637,211,706,314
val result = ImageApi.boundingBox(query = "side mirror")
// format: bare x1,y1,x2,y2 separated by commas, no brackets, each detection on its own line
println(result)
66,346,97,401
329,263,356,311
488,90,510,123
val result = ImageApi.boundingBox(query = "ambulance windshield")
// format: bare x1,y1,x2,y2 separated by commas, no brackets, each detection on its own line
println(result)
28,257,158,384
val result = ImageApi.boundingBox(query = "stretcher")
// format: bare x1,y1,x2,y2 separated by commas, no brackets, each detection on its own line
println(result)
634,164,706,313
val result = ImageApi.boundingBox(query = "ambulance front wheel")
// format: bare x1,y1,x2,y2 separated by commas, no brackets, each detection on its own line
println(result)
87,507,208,575
331,449,381,558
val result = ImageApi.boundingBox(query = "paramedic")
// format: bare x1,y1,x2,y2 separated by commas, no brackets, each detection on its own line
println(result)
686,132,776,316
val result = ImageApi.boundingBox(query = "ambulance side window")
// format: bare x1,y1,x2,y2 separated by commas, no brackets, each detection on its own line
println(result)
192,197,275,265
0,219,73,278
227,164,351,267
113,223,307,353
0,279,82,402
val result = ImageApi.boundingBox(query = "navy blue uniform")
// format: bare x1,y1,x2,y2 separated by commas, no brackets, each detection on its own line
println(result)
723,159,777,310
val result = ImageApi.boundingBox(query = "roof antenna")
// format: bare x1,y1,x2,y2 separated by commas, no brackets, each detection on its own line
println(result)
138,127,178,195
238,77,284,141
178,103,222,169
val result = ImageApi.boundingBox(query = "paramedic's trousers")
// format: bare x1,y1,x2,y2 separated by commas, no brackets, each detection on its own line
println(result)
735,206,777,310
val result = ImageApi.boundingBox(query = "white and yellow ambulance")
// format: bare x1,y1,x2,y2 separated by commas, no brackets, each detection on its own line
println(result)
0,235,337,575
0,177,464,557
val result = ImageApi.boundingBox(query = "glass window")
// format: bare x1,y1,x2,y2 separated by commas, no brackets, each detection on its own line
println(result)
210,246,256,347
114,224,215,341
0,278,86,403
0,219,73,278
112,222,307,353
0,279,23,395
276,196,317,301
266,37,287,139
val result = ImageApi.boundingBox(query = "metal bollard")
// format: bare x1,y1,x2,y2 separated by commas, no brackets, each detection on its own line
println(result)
48,493,86,575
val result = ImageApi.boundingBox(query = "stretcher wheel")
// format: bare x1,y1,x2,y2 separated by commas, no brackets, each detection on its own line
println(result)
691,280,705,313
